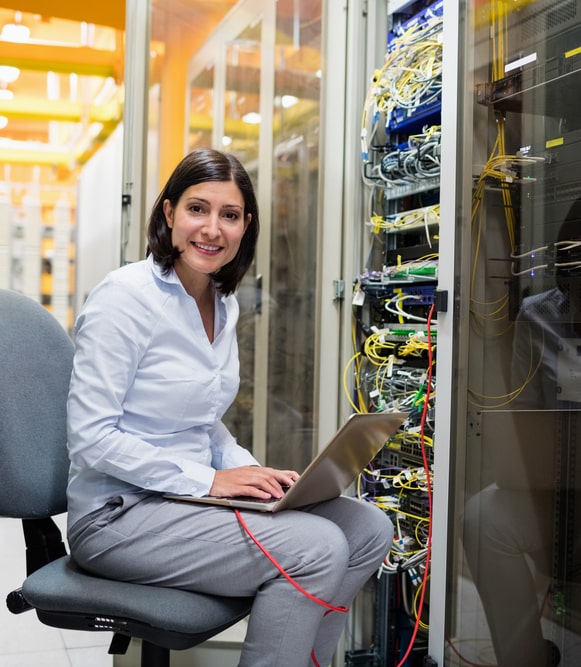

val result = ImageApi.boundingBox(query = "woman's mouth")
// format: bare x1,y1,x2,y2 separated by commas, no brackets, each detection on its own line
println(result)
193,242,221,253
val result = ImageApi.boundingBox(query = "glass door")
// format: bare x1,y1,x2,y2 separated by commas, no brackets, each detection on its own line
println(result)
436,2,581,666
266,0,322,470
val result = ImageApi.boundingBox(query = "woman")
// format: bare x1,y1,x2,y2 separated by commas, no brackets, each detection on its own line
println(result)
66,148,393,667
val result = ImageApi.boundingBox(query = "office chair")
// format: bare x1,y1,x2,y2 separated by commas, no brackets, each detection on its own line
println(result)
0,289,253,667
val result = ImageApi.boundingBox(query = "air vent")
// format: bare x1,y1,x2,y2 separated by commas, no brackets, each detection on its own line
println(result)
520,0,577,42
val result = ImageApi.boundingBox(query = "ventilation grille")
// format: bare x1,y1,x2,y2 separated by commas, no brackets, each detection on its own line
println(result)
520,0,577,42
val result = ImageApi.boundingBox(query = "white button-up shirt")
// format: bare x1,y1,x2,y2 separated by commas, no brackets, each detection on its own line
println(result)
66,254,259,529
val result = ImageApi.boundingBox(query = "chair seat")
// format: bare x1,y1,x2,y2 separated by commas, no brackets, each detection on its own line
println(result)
22,556,253,650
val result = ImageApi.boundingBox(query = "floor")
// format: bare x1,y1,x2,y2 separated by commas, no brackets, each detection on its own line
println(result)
0,514,248,667
446,573,581,667
0,516,113,667
5,510,581,667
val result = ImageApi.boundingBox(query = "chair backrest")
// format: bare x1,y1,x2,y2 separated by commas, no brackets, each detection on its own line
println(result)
0,289,73,519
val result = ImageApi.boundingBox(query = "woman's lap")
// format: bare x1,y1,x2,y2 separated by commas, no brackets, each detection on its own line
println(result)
67,493,390,598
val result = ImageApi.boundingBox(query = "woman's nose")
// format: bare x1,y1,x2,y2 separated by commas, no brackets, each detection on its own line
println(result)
202,212,220,237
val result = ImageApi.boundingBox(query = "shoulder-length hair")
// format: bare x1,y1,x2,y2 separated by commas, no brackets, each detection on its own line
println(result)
146,148,259,295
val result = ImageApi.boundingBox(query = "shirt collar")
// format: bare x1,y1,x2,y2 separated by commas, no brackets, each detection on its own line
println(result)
147,253,181,286
146,253,228,305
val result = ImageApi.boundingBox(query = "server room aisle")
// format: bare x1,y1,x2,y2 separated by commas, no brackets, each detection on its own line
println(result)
0,517,112,667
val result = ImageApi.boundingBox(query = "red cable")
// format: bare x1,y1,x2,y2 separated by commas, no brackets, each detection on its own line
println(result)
234,509,348,614
395,303,435,667
234,509,348,667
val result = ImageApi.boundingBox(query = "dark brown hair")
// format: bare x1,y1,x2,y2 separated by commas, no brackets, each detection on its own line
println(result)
146,148,259,295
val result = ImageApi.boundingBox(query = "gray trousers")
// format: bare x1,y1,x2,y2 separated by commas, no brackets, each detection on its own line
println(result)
68,493,393,667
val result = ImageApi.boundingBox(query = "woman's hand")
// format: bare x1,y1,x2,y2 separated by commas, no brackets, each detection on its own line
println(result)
210,466,300,499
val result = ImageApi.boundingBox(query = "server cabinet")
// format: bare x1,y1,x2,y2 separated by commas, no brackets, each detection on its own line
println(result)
430,1,581,666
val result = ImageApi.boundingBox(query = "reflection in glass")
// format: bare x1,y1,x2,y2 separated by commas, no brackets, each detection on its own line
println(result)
188,69,214,151
224,24,261,164
266,0,322,471
449,3,581,667
221,21,262,452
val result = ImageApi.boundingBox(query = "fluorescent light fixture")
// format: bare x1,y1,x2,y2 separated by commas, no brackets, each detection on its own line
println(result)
0,116,8,129
242,111,261,124
0,23,30,42
0,66,20,84
281,95,298,108
47,71,60,101
0,89,14,100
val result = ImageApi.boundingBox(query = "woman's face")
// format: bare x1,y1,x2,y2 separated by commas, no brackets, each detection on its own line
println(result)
163,179,250,283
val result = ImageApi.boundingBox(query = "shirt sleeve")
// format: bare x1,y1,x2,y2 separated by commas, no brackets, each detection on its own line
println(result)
209,420,261,470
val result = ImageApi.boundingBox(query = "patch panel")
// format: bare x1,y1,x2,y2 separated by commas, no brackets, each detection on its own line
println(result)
360,282,436,303
400,491,430,520
400,436,435,465
378,446,402,469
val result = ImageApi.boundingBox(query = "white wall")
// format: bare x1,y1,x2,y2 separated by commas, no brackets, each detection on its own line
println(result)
74,124,124,318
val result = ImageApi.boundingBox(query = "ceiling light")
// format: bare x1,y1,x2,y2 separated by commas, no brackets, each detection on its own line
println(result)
0,116,8,130
0,89,14,100
222,135,233,146
281,95,299,108
242,112,261,125
47,71,60,101
0,23,30,42
0,66,20,84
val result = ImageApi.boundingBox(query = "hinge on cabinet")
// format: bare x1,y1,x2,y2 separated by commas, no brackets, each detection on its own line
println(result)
434,289,448,313
333,279,345,301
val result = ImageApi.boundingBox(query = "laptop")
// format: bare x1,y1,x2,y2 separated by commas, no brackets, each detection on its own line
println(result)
165,411,406,512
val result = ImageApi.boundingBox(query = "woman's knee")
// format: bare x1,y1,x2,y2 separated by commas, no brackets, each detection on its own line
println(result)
310,519,351,566
314,497,393,563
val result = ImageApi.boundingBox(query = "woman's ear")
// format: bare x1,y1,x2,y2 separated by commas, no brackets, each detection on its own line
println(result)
163,199,174,228
244,213,251,230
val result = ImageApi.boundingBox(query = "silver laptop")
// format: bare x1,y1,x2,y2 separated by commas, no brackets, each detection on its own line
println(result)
165,411,406,512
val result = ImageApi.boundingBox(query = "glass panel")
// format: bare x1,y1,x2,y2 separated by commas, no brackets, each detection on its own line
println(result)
266,0,322,471
188,67,214,151
149,2,261,453
448,2,581,666
224,24,261,161
149,0,239,203
221,21,263,453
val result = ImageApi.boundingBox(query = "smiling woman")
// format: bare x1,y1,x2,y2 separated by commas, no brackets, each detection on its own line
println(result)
146,148,260,298
162,180,249,305
63,147,394,667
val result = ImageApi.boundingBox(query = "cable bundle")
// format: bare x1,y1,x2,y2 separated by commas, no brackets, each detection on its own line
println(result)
378,127,441,187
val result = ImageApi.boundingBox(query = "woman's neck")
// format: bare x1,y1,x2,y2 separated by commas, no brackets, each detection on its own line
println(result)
174,263,215,341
